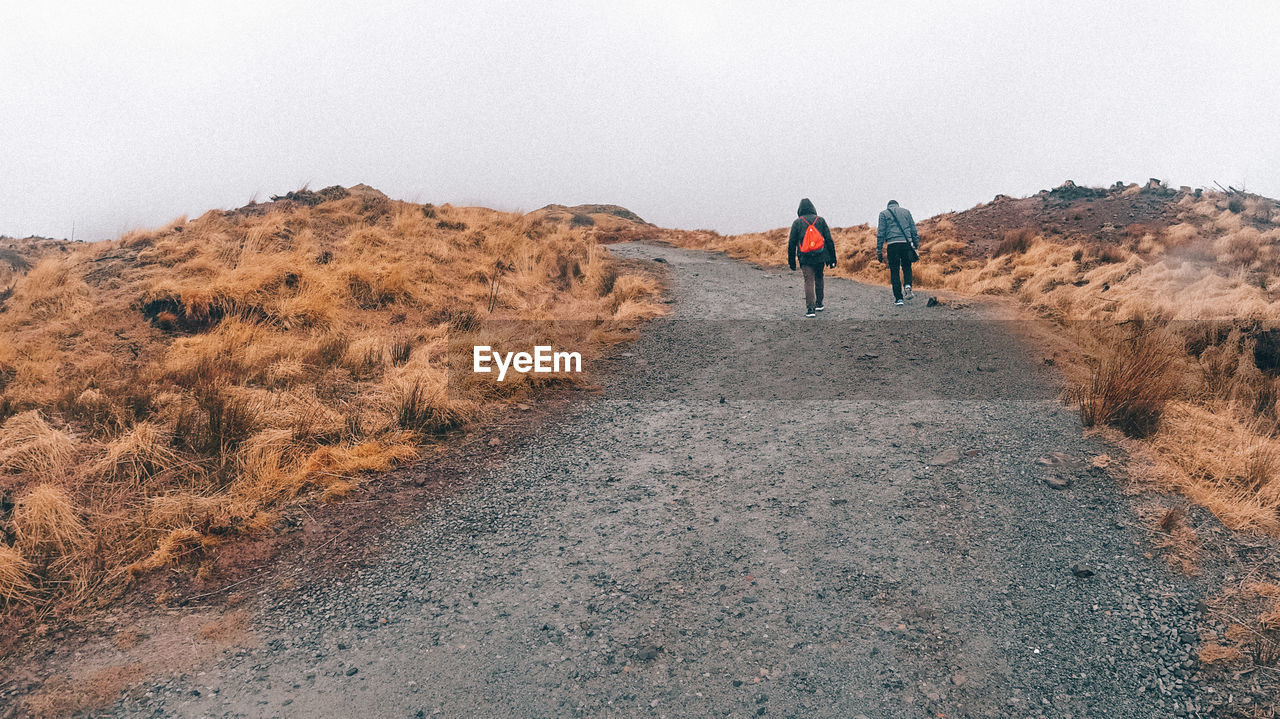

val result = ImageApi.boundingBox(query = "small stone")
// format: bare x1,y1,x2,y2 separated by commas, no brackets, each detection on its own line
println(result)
927,448,961,466
1045,476,1071,490
488,437,502,447
926,297,941,307
1070,563,1096,578
345,666,359,676
1037,452,1080,468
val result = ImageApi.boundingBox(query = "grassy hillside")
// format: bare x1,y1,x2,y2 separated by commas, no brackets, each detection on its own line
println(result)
0,186,663,614
660,182,1280,535
1,236,72,295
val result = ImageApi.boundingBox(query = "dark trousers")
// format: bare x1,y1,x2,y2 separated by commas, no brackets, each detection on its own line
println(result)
887,243,914,300
801,264,824,311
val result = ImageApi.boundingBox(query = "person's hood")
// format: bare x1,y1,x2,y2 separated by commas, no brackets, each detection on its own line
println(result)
887,200,899,208
797,198,816,217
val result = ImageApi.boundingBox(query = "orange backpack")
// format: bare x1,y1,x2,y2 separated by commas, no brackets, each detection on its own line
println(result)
799,216,825,253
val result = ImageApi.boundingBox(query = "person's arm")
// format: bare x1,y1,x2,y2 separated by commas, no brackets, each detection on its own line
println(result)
876,211,886,259
819,218,836,266
906,210,920,248
787,220,799,270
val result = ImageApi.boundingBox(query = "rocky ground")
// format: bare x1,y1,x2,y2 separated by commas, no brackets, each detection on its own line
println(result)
82,243,1226,717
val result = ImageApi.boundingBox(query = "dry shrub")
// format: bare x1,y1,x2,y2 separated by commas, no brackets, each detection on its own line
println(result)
1152,403,1280,533
995,227,1037,256
1077,324,1183,437
12,484,88,555
1199,642,1246,665
299,437,418,493
0,411,75,476
96,422,181,482
608,274,663,313
0,544,34,605
393,376,472,436
128,527,205,574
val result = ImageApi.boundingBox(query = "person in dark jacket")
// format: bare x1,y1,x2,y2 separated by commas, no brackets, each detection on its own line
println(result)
787,198,837,317
876,200,919,305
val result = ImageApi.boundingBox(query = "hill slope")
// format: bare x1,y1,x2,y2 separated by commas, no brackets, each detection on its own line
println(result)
660,181,1280,536
0,186,663,617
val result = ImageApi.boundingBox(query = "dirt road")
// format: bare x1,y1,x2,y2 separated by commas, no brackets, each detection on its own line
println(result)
102,244,1208,718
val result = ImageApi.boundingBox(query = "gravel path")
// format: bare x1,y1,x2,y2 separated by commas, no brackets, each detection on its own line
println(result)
104,243,1211,718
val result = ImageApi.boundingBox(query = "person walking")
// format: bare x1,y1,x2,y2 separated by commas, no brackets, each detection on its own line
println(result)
876,200,920,306
788,198,837,317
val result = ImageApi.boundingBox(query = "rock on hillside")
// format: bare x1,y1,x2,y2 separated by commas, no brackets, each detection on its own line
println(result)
530,204,656,244
929,179,1225,257
533,204,649,227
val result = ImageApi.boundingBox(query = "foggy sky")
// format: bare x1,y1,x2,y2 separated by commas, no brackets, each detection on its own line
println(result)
3,1,1278,241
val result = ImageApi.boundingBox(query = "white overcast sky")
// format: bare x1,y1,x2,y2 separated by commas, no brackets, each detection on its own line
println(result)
2,1,1278,240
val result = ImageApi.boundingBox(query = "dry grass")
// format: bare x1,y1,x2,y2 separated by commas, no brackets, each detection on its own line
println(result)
13,484,88,556
0,186,663,613
660,189,1280,538
1076,323,1184,438
0,544,34,606
1199,642,1246,665
0,411,76,476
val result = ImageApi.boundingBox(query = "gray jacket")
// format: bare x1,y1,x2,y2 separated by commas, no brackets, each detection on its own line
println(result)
876,201,919,253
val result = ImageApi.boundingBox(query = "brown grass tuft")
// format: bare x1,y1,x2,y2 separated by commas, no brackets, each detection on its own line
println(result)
128,527,206,575
12,484,88,556
1199,642,1246,665
0,411,75,477
995,227,1037,256
0,544,35,605
1077,324,1183,437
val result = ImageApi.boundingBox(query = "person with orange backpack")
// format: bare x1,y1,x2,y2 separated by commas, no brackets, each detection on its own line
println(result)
787,198,837,317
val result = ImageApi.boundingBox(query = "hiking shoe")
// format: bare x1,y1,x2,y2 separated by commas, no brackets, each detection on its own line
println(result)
894,299,905,306
904,285,914,300
815,305,825,312
805,310,817,318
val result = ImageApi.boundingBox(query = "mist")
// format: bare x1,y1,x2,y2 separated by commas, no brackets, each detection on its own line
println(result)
2,0,1277,241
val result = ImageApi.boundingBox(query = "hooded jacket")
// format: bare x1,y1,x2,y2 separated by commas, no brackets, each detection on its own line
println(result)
876,200,919,254
788,198,837,269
